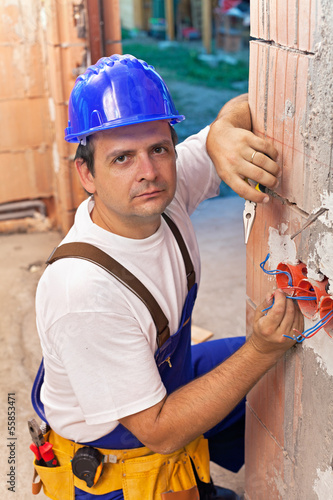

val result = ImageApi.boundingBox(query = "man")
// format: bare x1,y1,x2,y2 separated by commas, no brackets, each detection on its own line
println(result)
32,54,302,500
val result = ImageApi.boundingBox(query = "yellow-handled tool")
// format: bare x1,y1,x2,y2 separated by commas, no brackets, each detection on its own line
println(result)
243,182,266,244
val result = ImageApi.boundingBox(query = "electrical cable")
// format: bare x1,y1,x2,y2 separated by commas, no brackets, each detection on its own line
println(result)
260,253,293,286
283,310,333,342
259,254,332,342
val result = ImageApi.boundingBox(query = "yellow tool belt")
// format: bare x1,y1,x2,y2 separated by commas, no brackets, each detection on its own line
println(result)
32,429,210,500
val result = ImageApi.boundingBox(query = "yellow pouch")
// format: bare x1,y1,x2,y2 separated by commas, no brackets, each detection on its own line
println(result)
32,430,210,500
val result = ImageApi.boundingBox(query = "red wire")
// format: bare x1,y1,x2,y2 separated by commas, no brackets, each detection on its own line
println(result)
280,286,316,296
297,311,333,339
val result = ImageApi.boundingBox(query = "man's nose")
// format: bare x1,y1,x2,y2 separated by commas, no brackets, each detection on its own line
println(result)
137,155,158,181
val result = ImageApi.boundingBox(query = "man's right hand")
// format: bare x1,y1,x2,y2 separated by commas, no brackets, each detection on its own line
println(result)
249,289,304,358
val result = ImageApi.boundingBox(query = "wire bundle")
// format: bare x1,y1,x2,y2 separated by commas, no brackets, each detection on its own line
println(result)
260,253,332,342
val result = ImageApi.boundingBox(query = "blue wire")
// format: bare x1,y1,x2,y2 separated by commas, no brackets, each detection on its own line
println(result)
260,253,293,287
283,310,333,342
287,296,316,301
259,253,330,342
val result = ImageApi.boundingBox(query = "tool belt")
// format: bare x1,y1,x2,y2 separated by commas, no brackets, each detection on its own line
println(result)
32,429,210,500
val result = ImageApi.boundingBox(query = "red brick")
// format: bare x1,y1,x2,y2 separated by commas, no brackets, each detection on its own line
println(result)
246,300,256,338
0,47,24,99
271,46,286,170
0,98,52,151
251,0,323,52
0,148,53,203
298,0,311,51
288,0,299,48
249,0,259,39
45,0,83,46
270,347,305,468
245,406,288,499
46,45,64,104
249,41,311,210
268,0,278,42
60,45,86,101
0,4,22,44
247,357,286,447
0,44,46,99
248,41,259,113
279,50,299,203
53,103,77,159
248,41,267,145
46,45,82,104
43,0,60,46
257,0,266,40
275,0,288,47
264,44,277,145
290,54,309,209
298,0,323,52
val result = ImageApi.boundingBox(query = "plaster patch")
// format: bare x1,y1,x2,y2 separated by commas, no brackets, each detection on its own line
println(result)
313,467,333,499
284,99,295,118
306,262,326,283
305,337,333,378
268,227,298,270
309,232,333,284
280,222,288,235
319,191,333,228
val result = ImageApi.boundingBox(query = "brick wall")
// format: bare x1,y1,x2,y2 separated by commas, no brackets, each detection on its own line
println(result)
0,1,53,205
43,0,88,232
0,0,121,233
245,1,333,498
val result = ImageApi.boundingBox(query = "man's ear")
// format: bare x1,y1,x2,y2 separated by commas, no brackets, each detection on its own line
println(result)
75,159,96,194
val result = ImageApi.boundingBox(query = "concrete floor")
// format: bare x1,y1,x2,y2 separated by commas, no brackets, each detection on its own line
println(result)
0,195,246,499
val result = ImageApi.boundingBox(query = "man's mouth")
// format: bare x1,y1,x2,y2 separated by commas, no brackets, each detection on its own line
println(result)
133,187,165,198
138,190,162,197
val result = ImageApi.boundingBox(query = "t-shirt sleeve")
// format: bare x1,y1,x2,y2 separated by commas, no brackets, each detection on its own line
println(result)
175,126,221,215
50,308,166,426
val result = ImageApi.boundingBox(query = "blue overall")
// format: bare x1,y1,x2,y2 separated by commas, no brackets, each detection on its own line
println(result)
32,219,245,500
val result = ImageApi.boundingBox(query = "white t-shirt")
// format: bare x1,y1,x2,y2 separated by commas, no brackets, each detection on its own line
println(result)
36,126,221,442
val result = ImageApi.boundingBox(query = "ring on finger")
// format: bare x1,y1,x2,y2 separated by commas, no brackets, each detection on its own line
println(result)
251,150,258,163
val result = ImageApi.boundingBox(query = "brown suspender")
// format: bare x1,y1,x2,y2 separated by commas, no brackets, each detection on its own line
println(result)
46,213,195,348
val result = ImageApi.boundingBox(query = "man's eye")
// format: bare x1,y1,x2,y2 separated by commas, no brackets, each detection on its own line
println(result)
115,155,127,163
154,147,165,154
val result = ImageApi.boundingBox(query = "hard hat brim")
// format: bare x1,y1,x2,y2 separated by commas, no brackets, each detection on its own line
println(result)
65,114,185,143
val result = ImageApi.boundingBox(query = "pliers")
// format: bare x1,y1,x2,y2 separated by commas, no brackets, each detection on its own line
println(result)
28,419,58,467
243,199,256,244
243,182,268,244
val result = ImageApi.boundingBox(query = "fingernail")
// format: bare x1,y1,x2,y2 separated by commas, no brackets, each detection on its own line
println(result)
266,292,274,303
275,179,280,188
263,196,270,203
277,169,282,178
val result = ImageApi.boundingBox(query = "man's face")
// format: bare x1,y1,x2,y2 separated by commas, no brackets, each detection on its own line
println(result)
77,121,177,238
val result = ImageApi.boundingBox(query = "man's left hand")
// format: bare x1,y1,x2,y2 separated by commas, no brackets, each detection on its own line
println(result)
206,96,281,204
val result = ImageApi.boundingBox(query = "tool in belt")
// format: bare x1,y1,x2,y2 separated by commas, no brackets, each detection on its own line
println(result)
28,419,59,467
29,418,118,488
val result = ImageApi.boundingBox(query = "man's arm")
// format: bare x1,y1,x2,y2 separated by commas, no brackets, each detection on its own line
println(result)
119,290,303,454
206,94,281,204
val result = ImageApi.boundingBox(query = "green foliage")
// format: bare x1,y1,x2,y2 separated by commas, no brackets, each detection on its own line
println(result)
122,41,248,89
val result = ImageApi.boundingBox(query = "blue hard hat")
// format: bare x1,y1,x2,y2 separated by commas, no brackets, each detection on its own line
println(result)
65,54,185,143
